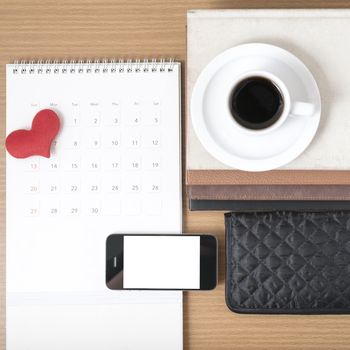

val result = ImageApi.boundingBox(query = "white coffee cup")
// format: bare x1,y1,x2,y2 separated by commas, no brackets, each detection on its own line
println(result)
227,70,315,134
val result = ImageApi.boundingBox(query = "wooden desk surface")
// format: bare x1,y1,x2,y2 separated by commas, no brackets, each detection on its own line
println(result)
2,1,350,349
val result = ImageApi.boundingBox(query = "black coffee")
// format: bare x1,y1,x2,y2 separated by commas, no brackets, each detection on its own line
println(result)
229,77,284,130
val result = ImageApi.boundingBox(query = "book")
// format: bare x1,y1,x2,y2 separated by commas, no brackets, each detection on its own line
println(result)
187,9,350,202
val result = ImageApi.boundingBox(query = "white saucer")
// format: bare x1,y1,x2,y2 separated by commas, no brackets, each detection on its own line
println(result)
190,43,321,172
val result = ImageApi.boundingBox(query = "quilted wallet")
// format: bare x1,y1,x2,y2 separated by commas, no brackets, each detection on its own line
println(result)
225,211,350,314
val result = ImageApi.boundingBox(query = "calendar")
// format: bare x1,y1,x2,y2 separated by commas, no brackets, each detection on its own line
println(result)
6,60,182,295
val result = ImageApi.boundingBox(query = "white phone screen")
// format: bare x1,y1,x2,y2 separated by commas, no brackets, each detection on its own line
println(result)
123,236,200,289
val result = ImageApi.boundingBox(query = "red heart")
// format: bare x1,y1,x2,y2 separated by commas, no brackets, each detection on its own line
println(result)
6,109,60,159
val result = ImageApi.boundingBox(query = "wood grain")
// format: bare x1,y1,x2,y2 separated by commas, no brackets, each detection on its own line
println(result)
2,1,350,349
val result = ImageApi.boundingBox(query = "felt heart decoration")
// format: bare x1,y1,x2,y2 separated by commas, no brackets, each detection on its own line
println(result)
6,109,60,159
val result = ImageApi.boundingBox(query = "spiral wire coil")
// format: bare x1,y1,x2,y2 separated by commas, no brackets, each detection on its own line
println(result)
11,58,177,74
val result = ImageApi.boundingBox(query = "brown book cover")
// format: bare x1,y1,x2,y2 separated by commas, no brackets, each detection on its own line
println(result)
187,184,350,201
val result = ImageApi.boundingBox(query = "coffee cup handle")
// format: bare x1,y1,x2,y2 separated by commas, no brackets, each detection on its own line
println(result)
290,101,315,117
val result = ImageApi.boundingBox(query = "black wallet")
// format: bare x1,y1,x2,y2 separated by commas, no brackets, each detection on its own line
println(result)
225,211,350,314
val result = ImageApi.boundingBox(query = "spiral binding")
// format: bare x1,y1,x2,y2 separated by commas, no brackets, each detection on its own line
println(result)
11,58,177,74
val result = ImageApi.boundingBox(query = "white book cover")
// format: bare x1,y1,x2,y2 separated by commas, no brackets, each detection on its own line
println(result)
187,9,350,170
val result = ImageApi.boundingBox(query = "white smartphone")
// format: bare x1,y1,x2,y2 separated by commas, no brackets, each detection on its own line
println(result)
106,234,217,290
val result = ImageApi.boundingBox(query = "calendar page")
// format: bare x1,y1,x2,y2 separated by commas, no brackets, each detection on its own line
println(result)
6,61,182,295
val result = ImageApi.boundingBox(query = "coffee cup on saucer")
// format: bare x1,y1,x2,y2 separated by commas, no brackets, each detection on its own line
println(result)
190,43,321,171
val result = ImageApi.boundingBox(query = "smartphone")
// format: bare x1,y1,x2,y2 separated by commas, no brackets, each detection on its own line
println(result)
106,234,217,290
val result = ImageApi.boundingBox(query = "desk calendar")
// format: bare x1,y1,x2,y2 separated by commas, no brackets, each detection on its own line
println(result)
6,59,182,350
